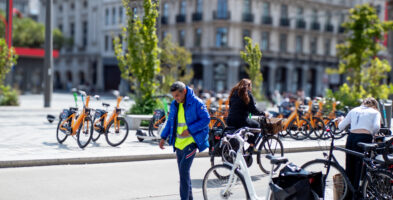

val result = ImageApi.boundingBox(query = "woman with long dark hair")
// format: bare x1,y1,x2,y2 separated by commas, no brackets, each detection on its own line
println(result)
226,79,266,151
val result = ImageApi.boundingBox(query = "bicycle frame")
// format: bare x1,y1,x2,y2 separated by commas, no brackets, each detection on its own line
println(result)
282,101,302,130
94,96,123,133
60,95,91,135
224,129,261,200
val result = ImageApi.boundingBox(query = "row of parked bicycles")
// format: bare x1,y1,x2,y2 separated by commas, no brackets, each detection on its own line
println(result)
202,117,393,200
55,89,130,149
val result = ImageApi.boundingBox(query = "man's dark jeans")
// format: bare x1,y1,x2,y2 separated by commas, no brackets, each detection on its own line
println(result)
176,143,197,200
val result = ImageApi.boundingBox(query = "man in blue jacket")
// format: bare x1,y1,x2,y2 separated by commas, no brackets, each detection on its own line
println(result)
159,81,210,200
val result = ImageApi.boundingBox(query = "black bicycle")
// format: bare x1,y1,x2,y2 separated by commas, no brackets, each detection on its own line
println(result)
209,116,284,175
301,119,393,200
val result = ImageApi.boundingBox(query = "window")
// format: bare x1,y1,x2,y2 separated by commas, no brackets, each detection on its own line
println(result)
242,29,251,47
105,8,109,25
58,24,63,33
105,35,109,51
281,4,288,19
217,0,228,18
82,21,88,48
279,34,287,52
132,7,138,19
163,3,169,17
70,22,75,40
243,0,251,14
83,0,88,8
70,2,74,10
262,2,270,17
112,7,116,25
310,37,317,54
196,0,203,13
195,28,202,47
324,39,331,55
297,7,303,19
261,32,269,51
59,5,63,12
179,30,185,46
296,35,303,53
180,0,186,15
326,11,332,24
119,7,123,24
216,27,228,47
312,9,318,22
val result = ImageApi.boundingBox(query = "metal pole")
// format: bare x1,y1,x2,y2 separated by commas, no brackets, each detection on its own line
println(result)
44,0,53,107
5,0,13,48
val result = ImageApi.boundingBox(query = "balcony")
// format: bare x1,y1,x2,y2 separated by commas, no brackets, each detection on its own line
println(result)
242,13,254,23
311,22,320,31
176,14,186,23
261,16,272,25
325,24,334,32
161,16,168,25
213,11,231,20
192,13,203,22
339,26,345,33
280,18,290,27
296,19,306,29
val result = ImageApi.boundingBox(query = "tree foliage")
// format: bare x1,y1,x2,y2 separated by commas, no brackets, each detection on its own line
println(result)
114,0,160,114
240,37,263,101
0,12,64,49
332,3,393,105
159,34,192,93
0,38,17,85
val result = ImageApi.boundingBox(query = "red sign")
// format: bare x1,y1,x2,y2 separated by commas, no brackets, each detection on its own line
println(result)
14,47,59,58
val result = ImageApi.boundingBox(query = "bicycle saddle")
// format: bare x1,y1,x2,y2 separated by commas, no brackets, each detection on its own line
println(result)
266,155,288,165
69,107,78,112
357,142,378,152
102,103,110,107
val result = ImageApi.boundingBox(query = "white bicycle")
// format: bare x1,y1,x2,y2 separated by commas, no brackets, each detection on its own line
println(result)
202,127,319,200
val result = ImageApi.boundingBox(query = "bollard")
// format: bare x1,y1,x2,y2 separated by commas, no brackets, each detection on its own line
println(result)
384,99,392,129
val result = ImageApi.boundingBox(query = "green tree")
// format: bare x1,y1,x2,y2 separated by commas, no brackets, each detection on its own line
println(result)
240,37,263,100
0,12,64,49
159,34,193,93
0,38,19,106
0,38,17,85
114,0,160,114
333,4,393,103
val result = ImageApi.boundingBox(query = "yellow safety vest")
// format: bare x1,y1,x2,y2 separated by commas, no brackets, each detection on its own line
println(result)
175,103,195,150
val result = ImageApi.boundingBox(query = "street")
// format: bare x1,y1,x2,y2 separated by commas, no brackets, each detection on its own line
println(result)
0,151,345,200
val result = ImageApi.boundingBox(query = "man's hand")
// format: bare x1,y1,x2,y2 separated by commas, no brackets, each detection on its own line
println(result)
336,116,344,124
159,139,166,149
180,129,191,137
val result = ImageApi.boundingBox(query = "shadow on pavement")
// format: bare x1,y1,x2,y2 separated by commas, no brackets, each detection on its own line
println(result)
42,142,71,150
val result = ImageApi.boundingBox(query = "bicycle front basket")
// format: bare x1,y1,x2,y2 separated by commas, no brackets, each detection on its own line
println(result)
60,109,71,119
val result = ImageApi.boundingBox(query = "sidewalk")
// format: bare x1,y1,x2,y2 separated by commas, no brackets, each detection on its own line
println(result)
0,93,347,168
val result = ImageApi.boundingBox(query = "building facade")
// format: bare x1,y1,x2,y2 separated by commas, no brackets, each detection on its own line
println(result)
40,0,385,98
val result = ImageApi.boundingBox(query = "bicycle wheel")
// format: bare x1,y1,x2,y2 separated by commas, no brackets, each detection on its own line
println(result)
210,140,238,179
56,118,69,144
301,159,350,200
288,117,313,140
361,169,393,199
308,117,325,140
323,117,346,139
105,117,129,147
91,117,102,142
209,117,226,130
257,135,284,174
148,116,165,136
77,116,93,149
202,164,249,200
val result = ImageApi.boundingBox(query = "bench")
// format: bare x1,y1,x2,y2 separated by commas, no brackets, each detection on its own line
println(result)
125,114,153,130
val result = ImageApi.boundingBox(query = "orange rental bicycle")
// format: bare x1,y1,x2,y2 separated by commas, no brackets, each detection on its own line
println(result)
56,90,93,149
91,95,129,147
282,101,313,140
303,100,326,140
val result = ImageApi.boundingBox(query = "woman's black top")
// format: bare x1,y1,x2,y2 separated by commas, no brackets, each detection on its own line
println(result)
226,90,265,128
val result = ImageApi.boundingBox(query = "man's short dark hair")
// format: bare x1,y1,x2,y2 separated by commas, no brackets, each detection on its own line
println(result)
170,81,186,92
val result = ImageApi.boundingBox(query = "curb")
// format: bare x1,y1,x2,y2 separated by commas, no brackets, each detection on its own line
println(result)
0,144,344,168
